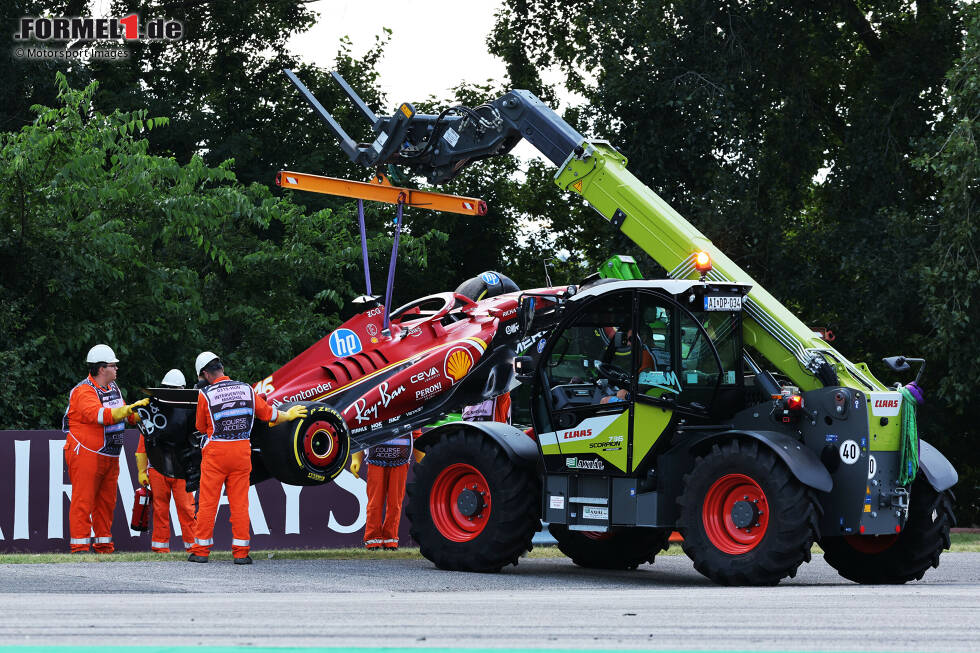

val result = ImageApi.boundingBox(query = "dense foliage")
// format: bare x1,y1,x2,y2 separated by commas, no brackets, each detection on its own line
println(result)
0,1,976,522
490,0,978,523
0,74,441,428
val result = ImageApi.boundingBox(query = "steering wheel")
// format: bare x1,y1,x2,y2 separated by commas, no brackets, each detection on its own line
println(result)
597,362,630,387
389,292,457,323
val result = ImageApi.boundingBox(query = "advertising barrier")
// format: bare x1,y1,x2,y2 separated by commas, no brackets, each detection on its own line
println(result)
0,429,410,553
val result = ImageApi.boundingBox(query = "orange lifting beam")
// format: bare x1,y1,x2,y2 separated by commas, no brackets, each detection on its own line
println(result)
275,170,488,216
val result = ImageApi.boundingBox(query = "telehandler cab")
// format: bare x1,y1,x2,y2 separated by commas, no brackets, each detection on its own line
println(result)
279,70,958,586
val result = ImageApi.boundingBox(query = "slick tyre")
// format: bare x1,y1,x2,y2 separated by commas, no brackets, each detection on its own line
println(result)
820,480,954,584
454,271,520,301
253,402,350,486
677,439,820,586
549,524,672,570
407,430,540,572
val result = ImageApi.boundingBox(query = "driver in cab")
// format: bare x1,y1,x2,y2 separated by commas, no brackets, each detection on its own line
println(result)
598,326,656,404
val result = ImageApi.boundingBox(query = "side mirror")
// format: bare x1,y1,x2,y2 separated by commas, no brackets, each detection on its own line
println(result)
518,295,536,334
514,356,534,382
882,356,910,373
883,355,926,384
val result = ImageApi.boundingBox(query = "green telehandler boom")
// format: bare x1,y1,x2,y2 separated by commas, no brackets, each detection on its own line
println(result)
284,70,958,585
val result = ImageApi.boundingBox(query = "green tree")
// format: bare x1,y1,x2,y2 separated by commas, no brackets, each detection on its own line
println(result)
912,5,980,524
88,1,387,192
489,1,976,523
0,1,90,132
491,0,960,357
0,74,440,429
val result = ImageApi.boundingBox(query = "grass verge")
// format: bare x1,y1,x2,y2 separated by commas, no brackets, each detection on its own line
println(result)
1,533,977,564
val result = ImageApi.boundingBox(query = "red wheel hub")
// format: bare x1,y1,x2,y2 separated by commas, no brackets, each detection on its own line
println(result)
844,534,899,554
302,420,339,468
429,463,491,542
582,530,613,541
702,473,769,554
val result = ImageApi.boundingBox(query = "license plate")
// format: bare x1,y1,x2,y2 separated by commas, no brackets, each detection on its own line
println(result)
582,506,608,520
704,296,742,311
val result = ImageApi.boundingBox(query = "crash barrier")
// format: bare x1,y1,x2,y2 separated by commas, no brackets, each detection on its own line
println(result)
0,429,413,553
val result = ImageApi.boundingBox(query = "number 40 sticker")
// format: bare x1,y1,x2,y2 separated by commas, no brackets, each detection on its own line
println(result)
839,439,861,465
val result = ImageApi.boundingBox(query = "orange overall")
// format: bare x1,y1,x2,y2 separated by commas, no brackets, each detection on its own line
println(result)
137,435,197,552
189,376,276,560
62,376,139,553
364,433,416,549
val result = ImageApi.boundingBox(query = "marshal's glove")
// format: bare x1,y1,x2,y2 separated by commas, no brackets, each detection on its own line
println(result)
135,452,150,487
349,451,364,477
110,397,150,422
273,404,308,425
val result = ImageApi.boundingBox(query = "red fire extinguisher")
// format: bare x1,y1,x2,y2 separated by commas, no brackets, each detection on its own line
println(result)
131,485,152,531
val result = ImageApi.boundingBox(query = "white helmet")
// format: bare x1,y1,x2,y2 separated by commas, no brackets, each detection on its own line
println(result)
86,344,119,364
161,368,186,388
195,351,220,376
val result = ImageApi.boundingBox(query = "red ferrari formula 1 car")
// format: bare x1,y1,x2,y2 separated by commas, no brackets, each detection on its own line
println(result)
138,272,567,490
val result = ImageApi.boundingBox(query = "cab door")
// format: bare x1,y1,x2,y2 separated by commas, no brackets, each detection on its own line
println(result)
534,290,634,474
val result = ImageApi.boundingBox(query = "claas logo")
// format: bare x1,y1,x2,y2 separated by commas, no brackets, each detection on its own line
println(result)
874,399,900,408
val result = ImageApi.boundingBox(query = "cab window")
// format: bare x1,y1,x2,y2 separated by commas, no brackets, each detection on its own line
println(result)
679,312,722,389
636,296,678,398
700,311,740,385
544,292,632,387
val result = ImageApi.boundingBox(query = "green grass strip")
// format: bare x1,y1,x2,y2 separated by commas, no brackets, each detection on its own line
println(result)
1,534,976,564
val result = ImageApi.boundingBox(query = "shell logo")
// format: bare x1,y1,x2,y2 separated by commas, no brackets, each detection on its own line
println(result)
444,347,474,383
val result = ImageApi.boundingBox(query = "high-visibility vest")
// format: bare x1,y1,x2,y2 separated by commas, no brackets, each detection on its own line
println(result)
63,379,127,456
200,379,256,443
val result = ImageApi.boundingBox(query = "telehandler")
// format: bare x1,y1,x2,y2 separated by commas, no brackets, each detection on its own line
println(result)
277,70,958,586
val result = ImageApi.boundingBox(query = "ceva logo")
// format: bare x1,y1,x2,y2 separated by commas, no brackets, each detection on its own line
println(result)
329,328,362,358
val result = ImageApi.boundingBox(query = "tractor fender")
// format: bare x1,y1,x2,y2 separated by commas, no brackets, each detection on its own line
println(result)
415,421,539,468
918,439,958,492
686,429,833,493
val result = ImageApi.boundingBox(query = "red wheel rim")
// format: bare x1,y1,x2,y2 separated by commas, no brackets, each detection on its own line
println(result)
429,463,491,542
582,531,613,541
844,534,899,554
302,420,339,468
702,473,769,554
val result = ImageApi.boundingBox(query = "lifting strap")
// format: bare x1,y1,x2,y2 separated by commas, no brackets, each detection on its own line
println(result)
898,385,919,486
383,197,406,330
357,199,372,296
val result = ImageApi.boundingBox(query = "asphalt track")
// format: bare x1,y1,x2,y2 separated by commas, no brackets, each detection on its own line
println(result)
1,552,978,651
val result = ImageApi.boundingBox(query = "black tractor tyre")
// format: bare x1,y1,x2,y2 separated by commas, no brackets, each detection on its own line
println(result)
549,524,672,570
677,438,821,586
406,430,540,572
819,480,955,584
252,402,351,486
454,271,520,302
